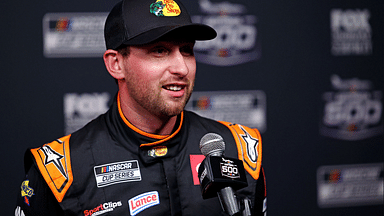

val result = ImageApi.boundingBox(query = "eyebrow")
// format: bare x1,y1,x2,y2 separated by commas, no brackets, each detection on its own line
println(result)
136,40,195,48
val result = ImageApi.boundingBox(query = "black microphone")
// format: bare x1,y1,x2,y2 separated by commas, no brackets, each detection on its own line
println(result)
198,133,248,216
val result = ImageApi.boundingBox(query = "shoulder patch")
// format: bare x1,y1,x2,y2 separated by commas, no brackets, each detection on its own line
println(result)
219,121,262,180
30,135,73,202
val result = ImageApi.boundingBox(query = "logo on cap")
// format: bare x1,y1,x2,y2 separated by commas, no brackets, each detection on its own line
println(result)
150,0,181,17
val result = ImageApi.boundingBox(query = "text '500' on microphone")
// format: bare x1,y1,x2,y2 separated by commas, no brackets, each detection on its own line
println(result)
198,133,248,216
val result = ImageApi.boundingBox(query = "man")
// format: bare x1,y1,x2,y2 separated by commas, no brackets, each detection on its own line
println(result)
15,0,267,215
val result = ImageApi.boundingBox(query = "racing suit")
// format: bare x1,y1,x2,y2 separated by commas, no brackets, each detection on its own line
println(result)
16,94,267,216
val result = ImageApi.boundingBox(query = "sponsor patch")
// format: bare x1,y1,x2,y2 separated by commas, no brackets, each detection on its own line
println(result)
94,160,141,188
190,155,205,185
263,198,267,212
83,200,122,216
41,145,66,176
148,146,168,157
20,180,34,206
239,126,259,163
129,191,160,216
150,0,181,17
15,206,25,216
30,135,73,202
219,122,262,180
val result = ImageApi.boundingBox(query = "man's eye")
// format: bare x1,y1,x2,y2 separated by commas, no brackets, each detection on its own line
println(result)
180,46,194,56
152,47,168,55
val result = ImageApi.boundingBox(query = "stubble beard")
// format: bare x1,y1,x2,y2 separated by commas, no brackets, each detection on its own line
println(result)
126,79,194,121
160,83,194,118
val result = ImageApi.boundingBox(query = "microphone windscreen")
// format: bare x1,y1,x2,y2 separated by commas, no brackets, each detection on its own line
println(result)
199,133,225,157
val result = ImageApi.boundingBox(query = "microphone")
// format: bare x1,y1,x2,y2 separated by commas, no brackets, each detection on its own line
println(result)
198,133,248,216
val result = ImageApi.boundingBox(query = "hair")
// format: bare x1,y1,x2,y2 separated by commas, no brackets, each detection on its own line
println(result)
117,45,131,57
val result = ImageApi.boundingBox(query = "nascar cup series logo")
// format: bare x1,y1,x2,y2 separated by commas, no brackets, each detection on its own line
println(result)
94,160,142,188
43,13,108,58
330,9,372,56
186,90,267,132
320,75,383,140
192,0,260,66
317,163,383,208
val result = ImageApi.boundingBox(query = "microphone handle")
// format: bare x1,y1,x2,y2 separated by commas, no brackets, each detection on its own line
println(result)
217,186,241,216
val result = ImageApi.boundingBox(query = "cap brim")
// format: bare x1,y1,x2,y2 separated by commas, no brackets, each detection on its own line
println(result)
121,24,217,46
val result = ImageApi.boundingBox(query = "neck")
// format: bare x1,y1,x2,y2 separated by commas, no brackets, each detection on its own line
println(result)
118,94,178,136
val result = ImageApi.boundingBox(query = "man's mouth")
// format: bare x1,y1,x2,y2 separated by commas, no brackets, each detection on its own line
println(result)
164,85,183,91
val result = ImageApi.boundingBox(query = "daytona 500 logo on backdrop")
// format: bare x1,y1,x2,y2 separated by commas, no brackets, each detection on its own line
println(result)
320,75,383,140
191,0,261,66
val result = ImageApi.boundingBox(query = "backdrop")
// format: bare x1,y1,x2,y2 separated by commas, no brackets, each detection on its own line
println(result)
1,0,383,215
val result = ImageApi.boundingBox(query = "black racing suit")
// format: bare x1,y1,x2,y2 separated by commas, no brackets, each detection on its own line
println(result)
16,94,267,216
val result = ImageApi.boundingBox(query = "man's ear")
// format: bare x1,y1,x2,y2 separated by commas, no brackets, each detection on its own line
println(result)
103,49,125,80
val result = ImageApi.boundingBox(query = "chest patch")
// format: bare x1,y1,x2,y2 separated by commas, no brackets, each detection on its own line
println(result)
129,191,160,216
93,160,141,188
20,180,34,206
190,155,205,185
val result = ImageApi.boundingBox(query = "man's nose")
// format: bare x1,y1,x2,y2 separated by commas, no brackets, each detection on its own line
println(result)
168,49,190,77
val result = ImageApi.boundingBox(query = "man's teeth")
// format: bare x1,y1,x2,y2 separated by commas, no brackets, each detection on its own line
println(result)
166,86,182,91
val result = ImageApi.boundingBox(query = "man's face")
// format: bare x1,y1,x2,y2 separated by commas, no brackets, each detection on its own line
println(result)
120,38,196,119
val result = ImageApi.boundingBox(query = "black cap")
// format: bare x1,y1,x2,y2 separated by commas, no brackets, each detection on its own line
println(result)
104,0,217,50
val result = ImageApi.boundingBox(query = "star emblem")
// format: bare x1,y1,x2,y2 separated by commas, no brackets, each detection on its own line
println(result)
41,145,67,179
240,126,259,163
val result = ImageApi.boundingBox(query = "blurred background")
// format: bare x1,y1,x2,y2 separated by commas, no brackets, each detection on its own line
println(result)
1,0,383,215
